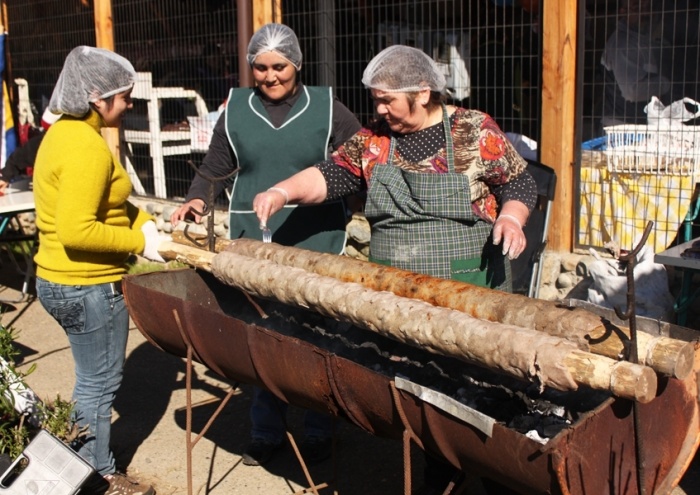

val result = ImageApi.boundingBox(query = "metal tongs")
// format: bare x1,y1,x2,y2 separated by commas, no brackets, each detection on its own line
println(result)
183,160,238,252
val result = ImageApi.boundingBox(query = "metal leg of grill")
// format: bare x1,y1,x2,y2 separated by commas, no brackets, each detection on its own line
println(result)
174,308,336,494
174,309,239,495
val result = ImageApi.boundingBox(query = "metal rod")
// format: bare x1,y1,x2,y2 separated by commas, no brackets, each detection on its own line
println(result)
172,308,240,495
172,310,194,495
390,382,422,495
183,160,238,252
613,220,654,495
190,388,237,447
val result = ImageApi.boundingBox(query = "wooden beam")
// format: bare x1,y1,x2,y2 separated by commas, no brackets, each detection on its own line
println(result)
236,0,254,88
93,0,114,50
540,0,578,252
252,0,281,31
93,0,120,159
244,0,282,88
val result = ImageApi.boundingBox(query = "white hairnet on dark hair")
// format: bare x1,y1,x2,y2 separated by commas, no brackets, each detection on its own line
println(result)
48,46,136,117
362,45,446,93
246,23,302,70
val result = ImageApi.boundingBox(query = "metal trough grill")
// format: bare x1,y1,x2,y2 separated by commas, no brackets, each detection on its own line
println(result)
123,268,700,495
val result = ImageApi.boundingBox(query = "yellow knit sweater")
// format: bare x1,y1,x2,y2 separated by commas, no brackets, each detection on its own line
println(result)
33,110,152,285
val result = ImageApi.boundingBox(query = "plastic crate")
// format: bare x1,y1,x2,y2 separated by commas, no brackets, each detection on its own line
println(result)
581,135,607,151
603,124,700,175
0,430,95,494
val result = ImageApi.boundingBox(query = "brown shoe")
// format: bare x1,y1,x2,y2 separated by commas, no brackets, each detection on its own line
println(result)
102,472,155,495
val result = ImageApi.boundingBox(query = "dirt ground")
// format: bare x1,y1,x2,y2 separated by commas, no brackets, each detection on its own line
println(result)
1,262,700,495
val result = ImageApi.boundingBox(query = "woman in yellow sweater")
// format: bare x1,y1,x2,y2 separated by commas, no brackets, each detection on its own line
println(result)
33,46,167,495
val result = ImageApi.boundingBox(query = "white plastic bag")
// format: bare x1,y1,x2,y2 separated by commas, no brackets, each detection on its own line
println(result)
586,246,676,321
645,96,700,127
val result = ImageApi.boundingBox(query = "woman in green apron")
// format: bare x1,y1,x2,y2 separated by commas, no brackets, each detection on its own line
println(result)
170,24,361,467
253,44,537,493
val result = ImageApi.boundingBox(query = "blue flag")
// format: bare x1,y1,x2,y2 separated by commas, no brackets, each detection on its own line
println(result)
0,32,18,169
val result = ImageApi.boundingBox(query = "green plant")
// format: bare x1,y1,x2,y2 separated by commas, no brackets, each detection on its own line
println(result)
0,326,35,459
0,323,79,459
38,395,83,443
0,325,21,364
0,416,30,459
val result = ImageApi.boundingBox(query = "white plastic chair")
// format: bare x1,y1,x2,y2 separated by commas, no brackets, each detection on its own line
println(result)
122,72,209,198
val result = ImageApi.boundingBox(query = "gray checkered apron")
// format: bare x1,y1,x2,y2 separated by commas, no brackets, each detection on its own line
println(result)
366,105,510,289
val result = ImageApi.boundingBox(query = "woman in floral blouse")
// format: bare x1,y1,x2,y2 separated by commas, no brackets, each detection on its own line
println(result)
254,44,536,292
255,44,538,493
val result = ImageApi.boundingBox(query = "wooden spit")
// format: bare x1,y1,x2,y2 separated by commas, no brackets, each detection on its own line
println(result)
160,239,658,402
169,232,695,380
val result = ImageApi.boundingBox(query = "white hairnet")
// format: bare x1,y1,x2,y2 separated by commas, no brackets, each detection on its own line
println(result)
48,46,136,117
362,45,446,93
246,23,302,70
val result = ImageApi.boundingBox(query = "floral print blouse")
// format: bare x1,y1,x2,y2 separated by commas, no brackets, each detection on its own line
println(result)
316,107,536,222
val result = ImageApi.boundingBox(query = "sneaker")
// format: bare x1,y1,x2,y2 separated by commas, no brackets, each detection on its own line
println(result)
101,472,155,495
241,440,282,466
299,436,333,466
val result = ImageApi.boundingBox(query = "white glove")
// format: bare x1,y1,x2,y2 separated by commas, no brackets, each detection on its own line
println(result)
141,221,171,263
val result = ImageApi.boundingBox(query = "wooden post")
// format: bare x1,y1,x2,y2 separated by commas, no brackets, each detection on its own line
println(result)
246,0,282,89
539,0,578,252
93,0,120,159
252,0,281,31
236,0,254,88
93,0,114,51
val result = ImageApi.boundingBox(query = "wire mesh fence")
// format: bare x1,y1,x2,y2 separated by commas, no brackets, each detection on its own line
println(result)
285,0,541,138
5,0,542,204
579,0,700,253
5,1,698,252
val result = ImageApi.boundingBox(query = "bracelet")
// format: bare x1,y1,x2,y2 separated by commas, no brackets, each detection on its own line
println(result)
267,187,289,205
496,214,522,229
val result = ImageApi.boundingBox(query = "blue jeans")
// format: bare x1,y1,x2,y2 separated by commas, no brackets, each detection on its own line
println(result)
250,387,333,444
36,277,128,476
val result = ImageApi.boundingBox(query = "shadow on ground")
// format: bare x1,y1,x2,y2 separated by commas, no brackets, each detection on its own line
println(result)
168,376,413,493
112,342,186,469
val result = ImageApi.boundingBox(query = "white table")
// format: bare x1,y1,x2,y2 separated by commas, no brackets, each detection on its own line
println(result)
0,190,35,215
0,189,36,302
655,237,700,326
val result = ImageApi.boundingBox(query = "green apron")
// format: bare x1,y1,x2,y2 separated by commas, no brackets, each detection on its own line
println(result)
225,86,347,254
365,105,510,289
